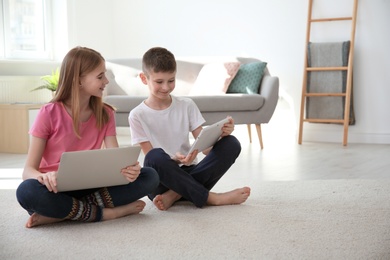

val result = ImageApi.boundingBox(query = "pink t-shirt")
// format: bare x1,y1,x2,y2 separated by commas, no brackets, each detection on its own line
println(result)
29,102,116,173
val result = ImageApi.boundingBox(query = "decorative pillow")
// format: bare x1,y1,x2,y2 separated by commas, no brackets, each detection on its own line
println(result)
227,62,267,94
189,62,241,96
105,62,148,96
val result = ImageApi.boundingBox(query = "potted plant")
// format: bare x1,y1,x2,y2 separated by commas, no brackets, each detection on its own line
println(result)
31,68,60,96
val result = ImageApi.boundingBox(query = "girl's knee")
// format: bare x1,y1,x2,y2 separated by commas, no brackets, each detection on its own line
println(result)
16,179,39,209
17,179,37,198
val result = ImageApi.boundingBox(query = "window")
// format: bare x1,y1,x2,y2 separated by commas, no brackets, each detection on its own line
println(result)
0,0,52,60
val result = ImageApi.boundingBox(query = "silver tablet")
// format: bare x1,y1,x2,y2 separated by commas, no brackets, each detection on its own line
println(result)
188,118,229,155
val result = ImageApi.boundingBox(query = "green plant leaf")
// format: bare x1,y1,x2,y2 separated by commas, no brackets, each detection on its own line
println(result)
31,67,59,92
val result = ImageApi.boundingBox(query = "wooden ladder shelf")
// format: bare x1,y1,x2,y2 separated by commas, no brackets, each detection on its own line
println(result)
298,0,359,146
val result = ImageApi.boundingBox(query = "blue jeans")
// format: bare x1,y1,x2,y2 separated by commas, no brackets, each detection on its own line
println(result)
144,135,241,208
16,167,159,222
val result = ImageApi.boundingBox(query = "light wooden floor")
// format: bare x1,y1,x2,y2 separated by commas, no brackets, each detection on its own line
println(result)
1,99,390,189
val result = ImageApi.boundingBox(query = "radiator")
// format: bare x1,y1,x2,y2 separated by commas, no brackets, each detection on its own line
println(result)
0,76,52,103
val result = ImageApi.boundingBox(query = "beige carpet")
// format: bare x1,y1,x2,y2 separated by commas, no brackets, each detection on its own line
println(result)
1,180,390,259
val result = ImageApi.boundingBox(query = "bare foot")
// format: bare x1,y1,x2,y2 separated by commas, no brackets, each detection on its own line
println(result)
207,187,251,206
153,190,181,211
103,200,146,221
26,200,146,227
26,213,64,228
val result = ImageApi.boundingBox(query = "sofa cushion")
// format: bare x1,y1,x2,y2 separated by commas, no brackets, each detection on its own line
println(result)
189,62,241,96
189,94,264,112
105,62,149,96
104,94,264,113
227,62,267,94
104,95,146,113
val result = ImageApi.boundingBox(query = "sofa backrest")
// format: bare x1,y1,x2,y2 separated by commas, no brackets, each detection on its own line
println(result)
104,57,270,97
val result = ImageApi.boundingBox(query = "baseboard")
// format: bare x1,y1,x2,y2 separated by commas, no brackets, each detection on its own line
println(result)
301,128,390,144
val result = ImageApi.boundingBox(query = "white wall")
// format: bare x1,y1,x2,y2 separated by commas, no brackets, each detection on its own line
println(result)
2,0,389,144
65,0,390,144
65,0,115,59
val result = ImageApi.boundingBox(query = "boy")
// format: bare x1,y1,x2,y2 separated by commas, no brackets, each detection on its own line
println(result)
129,47,250,210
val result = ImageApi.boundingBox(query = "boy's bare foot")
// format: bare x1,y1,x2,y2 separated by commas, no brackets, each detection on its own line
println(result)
153,190,182,211
103,200,146,221
207,187,251,206
26,213,64,228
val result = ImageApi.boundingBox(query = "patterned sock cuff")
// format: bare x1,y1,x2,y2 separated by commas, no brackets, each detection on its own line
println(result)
66,198,103,222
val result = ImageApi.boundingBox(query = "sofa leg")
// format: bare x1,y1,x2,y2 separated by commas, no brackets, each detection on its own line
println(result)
255,124,264,149
247,124,252,143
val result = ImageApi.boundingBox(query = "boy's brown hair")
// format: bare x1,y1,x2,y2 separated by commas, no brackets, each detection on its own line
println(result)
142,47,176,77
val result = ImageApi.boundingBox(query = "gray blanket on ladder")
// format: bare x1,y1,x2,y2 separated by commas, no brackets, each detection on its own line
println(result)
306,41,355,124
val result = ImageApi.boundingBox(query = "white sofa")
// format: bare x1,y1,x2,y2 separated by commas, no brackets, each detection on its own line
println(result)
103,57,279,149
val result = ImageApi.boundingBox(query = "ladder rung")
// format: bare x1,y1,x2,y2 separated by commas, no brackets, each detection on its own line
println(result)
311,17,352,22
304,93,346,97
304,118,345,124
307,66,348,71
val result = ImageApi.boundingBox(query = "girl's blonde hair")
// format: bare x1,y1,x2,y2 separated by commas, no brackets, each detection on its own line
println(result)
52,46,114,138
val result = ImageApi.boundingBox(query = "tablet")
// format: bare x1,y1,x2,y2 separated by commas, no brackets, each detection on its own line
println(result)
188,118,230,155
56,146,141,192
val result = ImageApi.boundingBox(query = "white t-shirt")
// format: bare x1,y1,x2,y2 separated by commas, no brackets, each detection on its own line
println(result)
129,95,205,158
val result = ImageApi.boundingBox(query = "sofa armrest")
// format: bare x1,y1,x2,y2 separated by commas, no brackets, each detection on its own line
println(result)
258,75,279,123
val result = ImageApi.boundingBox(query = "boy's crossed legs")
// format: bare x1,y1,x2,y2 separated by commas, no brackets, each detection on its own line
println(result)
145,136,250,210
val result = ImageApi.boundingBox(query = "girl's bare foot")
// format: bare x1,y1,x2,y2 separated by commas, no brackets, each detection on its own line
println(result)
103,200,146,221
26,213,64,228
153,190,181,211
25,200,146,228
207,187,251,206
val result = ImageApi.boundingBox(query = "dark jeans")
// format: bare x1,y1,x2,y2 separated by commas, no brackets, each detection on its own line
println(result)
16,167,159,222
144,135,241,208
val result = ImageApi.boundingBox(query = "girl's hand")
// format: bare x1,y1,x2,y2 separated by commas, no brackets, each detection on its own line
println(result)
121,162,141,182
221,116,235,137
173,150,198,166
37,171,58,193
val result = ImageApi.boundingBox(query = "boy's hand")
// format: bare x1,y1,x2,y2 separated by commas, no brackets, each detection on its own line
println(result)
121,162,141,182
174,150,198,166
221,116,235,137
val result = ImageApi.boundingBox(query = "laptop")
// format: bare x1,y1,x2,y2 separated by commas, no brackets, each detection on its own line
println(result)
56,146,141,192
187,118,229,155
